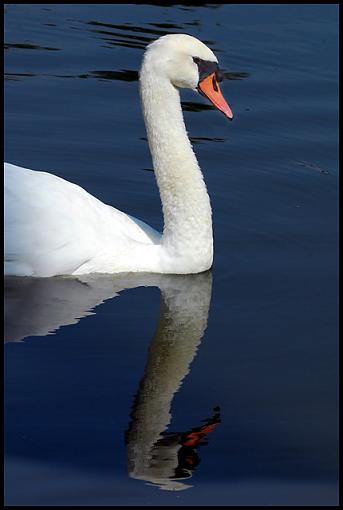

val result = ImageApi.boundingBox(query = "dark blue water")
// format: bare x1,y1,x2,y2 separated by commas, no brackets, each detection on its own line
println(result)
4,4,338,506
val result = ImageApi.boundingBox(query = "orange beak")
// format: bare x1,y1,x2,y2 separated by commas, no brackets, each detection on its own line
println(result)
197,72,233,120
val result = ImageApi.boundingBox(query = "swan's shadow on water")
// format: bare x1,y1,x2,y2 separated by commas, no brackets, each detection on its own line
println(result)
4,271,220,491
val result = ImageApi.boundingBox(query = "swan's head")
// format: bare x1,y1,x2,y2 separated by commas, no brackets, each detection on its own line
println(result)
141,34,233,120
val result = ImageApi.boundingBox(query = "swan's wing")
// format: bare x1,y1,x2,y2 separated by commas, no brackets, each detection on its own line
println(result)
4,163,160,276
126,214,161,244
5,163,98,276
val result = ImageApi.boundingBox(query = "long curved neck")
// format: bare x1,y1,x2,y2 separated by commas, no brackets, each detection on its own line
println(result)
139,64,213,266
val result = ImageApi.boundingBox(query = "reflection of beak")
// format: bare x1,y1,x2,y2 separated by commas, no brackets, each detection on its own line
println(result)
197,72,233,120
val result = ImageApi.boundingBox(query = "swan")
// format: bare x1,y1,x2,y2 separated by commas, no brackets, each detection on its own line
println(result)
4,34,233,277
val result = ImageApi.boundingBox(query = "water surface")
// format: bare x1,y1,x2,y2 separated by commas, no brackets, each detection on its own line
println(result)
4,3,338,506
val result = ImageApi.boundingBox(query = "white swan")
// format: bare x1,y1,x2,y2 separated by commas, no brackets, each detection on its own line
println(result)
4,34,233,277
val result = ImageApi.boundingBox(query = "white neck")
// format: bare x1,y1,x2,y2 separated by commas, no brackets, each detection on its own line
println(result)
140,63,213,273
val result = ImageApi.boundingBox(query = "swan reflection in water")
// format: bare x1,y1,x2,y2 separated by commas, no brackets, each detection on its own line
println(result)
4,271,220,491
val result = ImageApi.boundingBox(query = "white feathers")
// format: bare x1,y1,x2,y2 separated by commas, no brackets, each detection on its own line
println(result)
5,162,163,276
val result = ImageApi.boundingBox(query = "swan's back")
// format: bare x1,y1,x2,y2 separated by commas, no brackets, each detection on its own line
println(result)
4,163,161,276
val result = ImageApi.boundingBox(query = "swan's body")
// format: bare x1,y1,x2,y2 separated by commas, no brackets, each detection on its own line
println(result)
5,162,162,276
4,34,233,277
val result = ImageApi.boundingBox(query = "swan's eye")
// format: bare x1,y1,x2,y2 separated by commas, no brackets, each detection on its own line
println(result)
193,56,223,83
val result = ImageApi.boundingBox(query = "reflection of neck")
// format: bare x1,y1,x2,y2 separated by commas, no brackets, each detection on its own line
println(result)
125,272,212,490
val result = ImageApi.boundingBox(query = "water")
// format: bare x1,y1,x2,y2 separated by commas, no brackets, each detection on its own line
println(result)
4,4,338,506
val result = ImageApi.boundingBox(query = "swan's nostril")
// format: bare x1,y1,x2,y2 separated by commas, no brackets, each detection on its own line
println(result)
198,72,233,120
